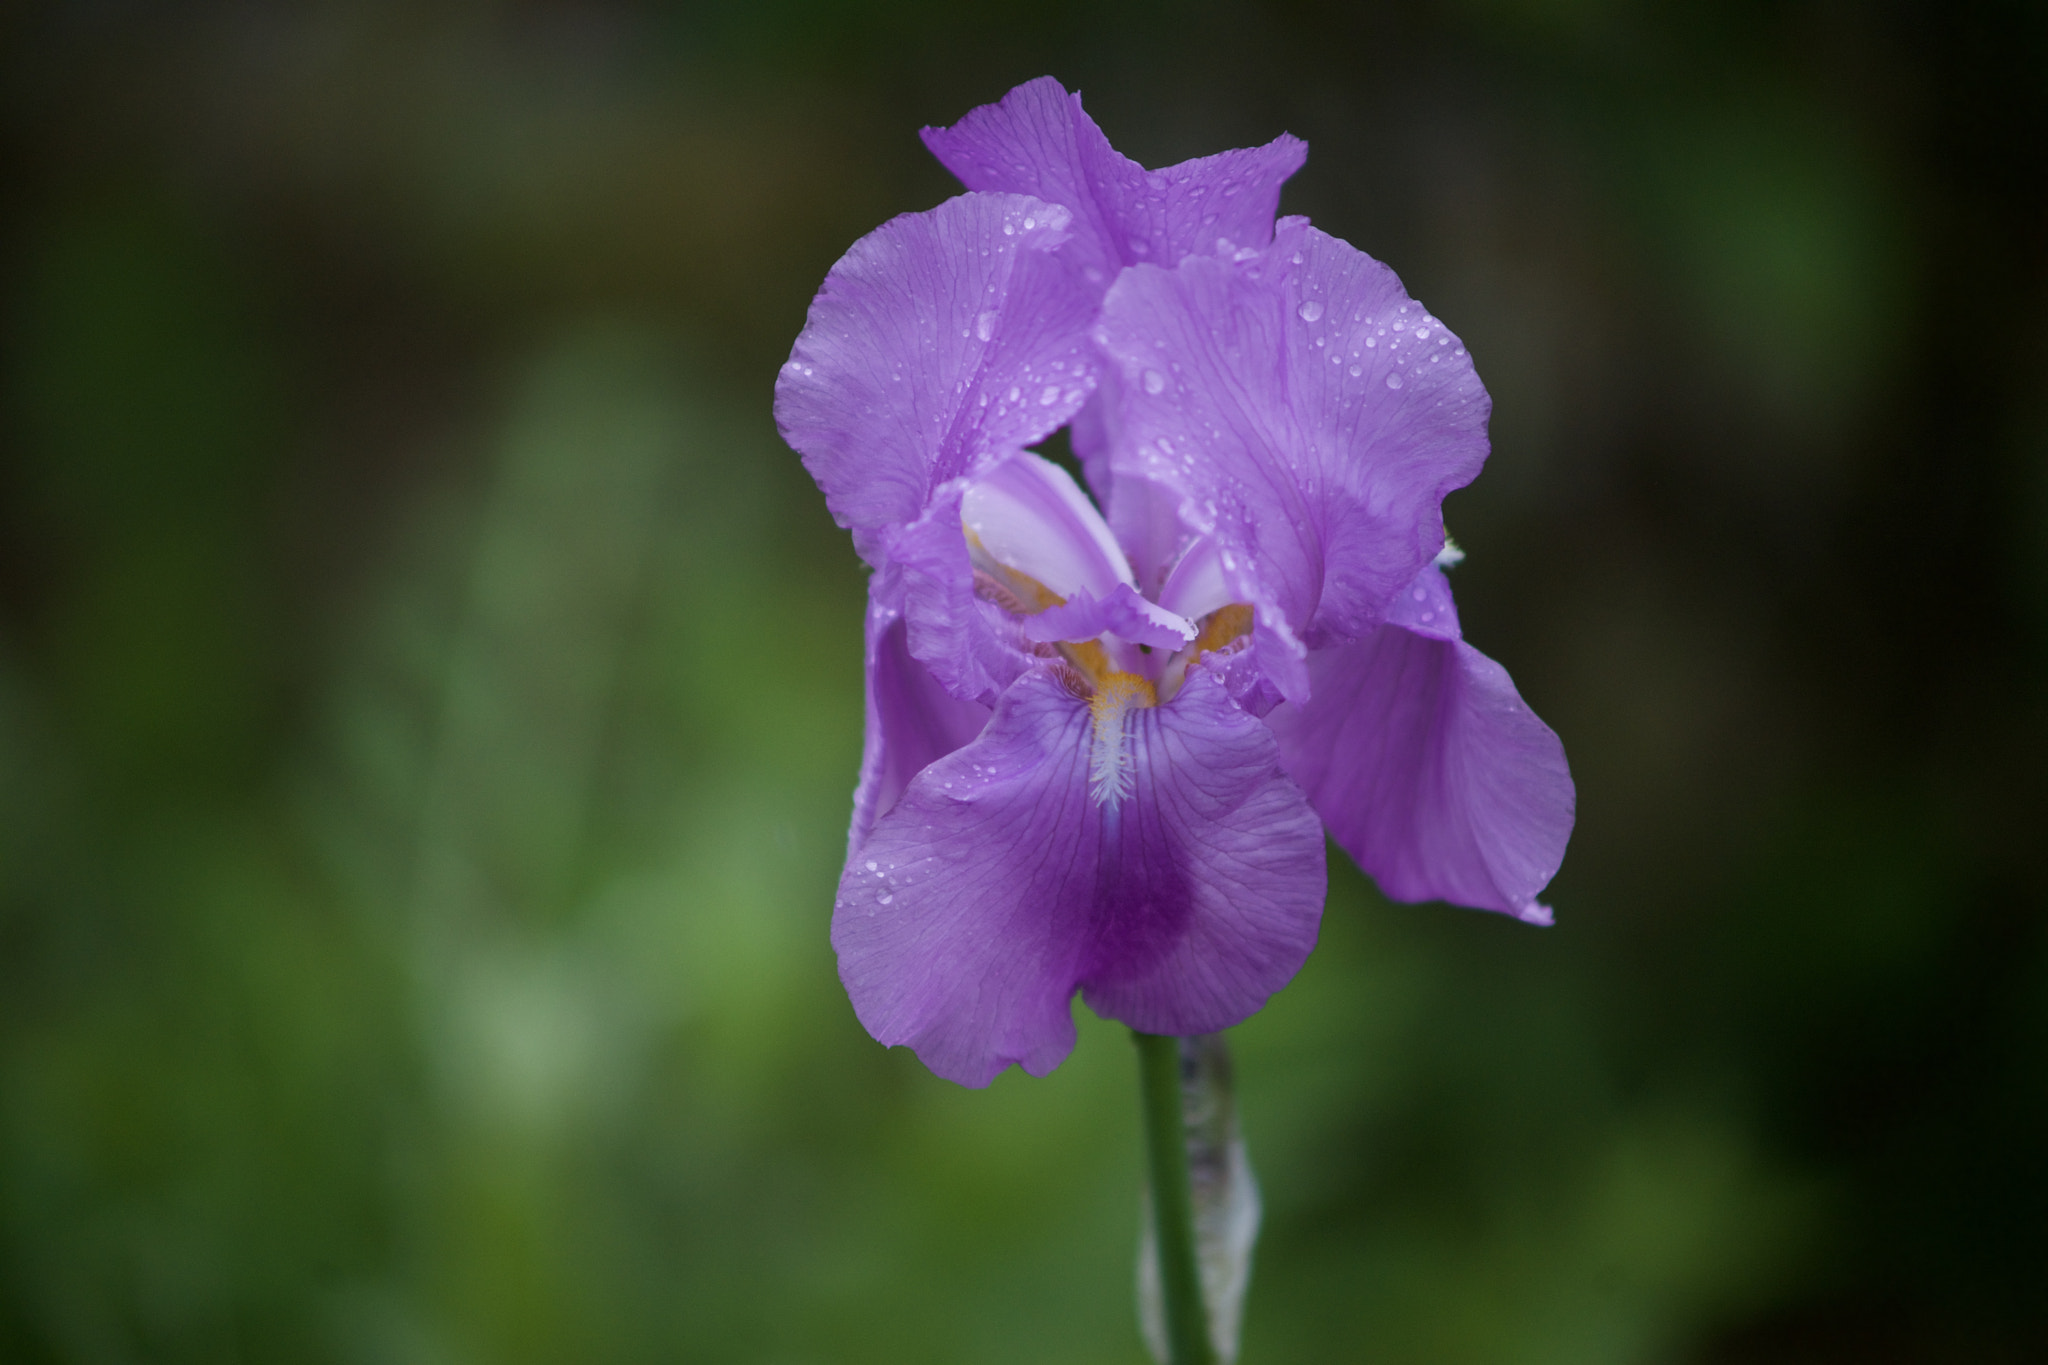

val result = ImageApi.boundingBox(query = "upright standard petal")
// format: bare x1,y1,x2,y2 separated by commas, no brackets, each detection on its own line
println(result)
962,450,1135,599
776,191,1100,565
1096,218,1492,683
1070,373,1188,597
1263,567,1574,924
921,77,1308,286
834,668,1326,1087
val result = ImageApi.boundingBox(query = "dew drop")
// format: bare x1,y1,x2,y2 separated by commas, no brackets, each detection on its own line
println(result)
1039,385,1060,405
1349,364,1363,376
1297,299,1325,323
975,310,997,342
1386,374,1404,389
1143,369,1166,394
865,860,878,872
878,894,893,905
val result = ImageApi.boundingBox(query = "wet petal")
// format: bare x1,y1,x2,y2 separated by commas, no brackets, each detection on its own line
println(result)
1071,375,1188,596
850,593,994,855
834,669,1326,1087
963,450,1133,598
888,487,1034,705
921,76,1308,285
1264,570,1573,923
776,192,1100,565
1156,536,1235,623
1019,582,1195,652
1096,218,1491,669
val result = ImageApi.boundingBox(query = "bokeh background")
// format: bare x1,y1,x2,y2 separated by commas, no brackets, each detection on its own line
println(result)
2,1,2044,1361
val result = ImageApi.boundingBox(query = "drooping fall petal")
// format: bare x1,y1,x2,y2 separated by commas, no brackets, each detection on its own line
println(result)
850,594,993,855
1264,566,1573,923
834,668,1325,1087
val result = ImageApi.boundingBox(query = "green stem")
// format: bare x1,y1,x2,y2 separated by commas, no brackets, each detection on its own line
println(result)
1134,1030,1218,1365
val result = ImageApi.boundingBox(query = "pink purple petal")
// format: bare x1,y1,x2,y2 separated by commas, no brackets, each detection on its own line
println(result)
962,451,1133,598
834,668,1326,1087
1263,569,1573,923
1070,375,1188,597
921,76,1308,286
851,595,995,854
1019,582,1195,651
775,192,1100,565
1095,218,1491,653
887,488,1033,705
1156,535,1236,622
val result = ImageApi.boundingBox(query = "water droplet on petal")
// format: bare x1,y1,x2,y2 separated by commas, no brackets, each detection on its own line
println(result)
1039,385,1060,405
1386,374,1404,389
1349,364,1363,376
1297,300,1325,323
1143,369,1166,394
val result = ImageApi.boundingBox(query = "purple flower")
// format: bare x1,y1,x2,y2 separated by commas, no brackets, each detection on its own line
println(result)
776,79,1574,1087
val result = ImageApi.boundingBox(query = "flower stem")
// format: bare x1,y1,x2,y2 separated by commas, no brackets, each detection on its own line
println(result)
1133,1030,1219,1365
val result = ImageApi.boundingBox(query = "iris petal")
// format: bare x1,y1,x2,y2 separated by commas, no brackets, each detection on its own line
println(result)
1096,218,1491,661
962,451,1134,599
1019,583,1195,652
1264,566,1573,923
834,668,1326,1087
775,191,1101,567
850,593,994,855
921,76,1308,284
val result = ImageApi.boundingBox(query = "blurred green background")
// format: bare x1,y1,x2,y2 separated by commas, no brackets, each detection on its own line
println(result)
1,1,2043,1361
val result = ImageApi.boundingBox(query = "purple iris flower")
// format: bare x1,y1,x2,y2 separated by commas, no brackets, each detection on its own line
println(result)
776,79,1574,1088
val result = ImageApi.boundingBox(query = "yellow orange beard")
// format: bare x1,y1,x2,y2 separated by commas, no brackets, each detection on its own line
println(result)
1087,671,1156,807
